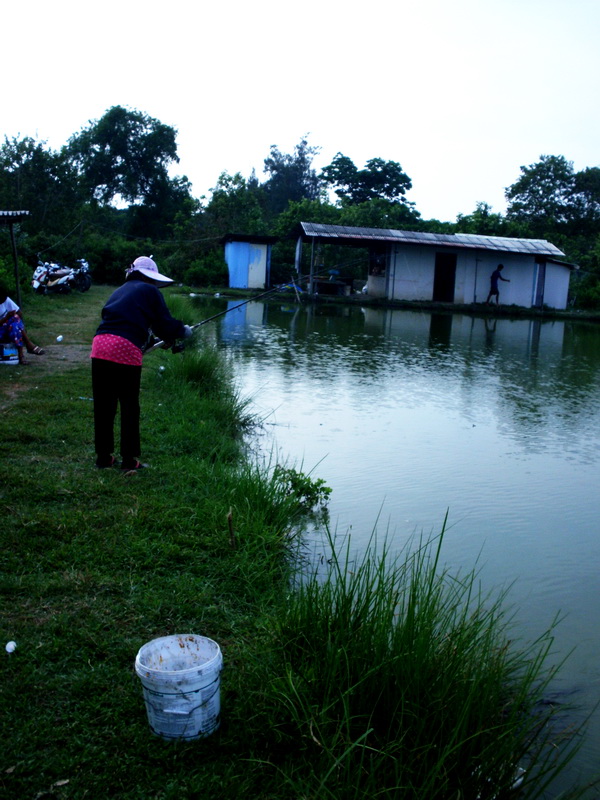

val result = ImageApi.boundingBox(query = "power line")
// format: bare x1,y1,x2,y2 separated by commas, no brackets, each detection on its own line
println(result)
36,220,83,256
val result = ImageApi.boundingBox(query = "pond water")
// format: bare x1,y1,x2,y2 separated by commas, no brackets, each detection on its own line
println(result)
195,296,600,794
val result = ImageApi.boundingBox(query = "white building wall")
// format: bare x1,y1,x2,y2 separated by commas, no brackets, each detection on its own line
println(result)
474,253,528,306
454,253,467,303
478,256,572,310
367,275,387,298
388,246,436,301
386,245,572,309
543,262,571,310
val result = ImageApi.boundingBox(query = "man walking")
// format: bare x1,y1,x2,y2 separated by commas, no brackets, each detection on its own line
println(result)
487,264,510,305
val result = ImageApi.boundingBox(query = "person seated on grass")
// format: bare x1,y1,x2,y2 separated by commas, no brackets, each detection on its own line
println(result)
0,285,45,365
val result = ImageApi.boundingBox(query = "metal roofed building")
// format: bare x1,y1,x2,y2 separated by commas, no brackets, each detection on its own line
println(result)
298,222,576,310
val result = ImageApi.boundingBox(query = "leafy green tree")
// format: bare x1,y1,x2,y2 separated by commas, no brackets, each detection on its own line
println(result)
203,171,266,237
505,155,600,306
505,155,575,232
566,167,600,280
570,167,600,231
77,222,146,284
262,137,321,218
321,153,413,206
268,198,341,283
271,198,340,239
339,197,420,229
127,174,197,240
455,202,510,236
0,136,82,232
66,106,180,206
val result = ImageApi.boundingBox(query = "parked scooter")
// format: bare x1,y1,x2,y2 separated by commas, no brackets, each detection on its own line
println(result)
73,259,92,292
32,259,92,294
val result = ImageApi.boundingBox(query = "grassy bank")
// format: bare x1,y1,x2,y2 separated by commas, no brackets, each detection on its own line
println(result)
0,288,588,798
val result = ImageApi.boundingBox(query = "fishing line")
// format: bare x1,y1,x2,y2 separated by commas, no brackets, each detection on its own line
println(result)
145,277,309,355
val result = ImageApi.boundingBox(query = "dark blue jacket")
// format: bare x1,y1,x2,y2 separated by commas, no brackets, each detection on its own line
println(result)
95,279,185,349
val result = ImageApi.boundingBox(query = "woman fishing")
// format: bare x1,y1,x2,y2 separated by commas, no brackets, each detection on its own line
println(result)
90,256,191,471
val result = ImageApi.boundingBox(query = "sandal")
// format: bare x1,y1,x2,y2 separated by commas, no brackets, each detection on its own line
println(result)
27,346,45,355
95,456,117,469
121,459,149,472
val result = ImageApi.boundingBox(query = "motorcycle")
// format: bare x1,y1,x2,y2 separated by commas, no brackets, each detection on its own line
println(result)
73,259,92,292
32,259,92,294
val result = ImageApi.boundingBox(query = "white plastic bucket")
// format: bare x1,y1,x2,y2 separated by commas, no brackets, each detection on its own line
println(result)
135,634,223,740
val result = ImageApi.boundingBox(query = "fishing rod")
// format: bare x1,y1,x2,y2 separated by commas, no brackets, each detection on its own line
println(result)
144,277,307,355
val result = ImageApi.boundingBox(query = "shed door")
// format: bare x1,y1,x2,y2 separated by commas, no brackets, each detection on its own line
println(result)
533,260,546,307
433,253,456,302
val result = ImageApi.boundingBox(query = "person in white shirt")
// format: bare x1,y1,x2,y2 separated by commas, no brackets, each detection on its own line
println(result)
0,285,45,365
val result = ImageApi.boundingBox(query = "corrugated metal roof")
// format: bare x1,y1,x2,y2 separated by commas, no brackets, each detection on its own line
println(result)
300,222,565,258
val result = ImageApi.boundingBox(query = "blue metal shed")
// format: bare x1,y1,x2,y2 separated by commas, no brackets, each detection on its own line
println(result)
222,234,275,290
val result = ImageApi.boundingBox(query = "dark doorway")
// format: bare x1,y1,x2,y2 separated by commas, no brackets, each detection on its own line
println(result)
369,244,387,276
533,259,546,307
433,253,457,302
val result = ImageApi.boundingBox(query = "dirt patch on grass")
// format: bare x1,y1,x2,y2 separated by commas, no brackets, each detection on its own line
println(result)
39,342,91,371
0,343,91,410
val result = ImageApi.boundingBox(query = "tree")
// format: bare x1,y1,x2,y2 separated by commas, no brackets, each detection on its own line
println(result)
505,155,575,232
339,197,420,229
455,202,510,236
203,171,266,237
268,198,342,283
262,137,321,218
0,136,82,231
66,106,180,206
321,153,413,206
505,155,600,287
127,174,197,240
570,167,600,230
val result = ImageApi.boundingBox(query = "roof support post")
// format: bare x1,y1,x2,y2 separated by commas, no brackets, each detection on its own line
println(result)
294,236,302,280
474,253,480,304
9,222,22,307
1,211,29,306
309,237,315,295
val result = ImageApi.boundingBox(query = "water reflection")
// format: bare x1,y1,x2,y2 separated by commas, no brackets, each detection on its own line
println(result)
194,297,600,463
186,296,600,793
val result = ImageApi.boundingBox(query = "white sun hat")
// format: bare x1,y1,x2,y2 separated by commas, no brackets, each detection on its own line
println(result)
126,256,173,285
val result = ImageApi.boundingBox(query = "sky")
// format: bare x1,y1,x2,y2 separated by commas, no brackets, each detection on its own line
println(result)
2,0,599,222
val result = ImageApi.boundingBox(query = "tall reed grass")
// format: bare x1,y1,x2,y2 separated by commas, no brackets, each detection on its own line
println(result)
242,523,583,799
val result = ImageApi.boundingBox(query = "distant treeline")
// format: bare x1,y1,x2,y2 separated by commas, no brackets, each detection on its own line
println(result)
1,105,599,306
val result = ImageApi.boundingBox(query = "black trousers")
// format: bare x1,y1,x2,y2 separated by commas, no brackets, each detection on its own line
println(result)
92,358,142,460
